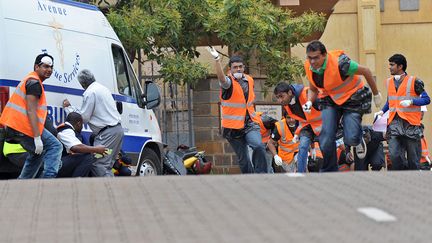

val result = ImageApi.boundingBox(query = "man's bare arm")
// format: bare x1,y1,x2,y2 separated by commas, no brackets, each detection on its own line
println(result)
356,65,379,95
70,144,107,154
267,139,278,157
307,84,318,102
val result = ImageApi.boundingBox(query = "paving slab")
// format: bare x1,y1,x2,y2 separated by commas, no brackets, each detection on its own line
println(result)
0,171,430,243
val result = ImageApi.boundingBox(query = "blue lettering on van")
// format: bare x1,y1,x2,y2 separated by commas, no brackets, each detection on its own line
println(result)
37,1,67,16
53,53,80,83
47,105,67,126
47,105,90,130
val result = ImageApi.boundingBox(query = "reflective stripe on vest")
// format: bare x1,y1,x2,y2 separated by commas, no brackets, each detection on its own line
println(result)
388,76,417,101
279,146,297,153
221,114,244,121
279,120,296,145
276,120,299,162
5,102,45,124
0,72,47,137
388,107,421,112
331,77,362,101
220,102,246,108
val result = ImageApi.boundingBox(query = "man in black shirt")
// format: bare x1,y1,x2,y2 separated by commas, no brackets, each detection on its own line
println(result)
347,126,386,171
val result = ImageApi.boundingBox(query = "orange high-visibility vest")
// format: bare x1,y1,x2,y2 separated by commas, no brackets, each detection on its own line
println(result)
312,142,323,159
305,50,364,105
255,113,271,144
420,137,429,163
284,87,322,136
337,145,344,162
275,119,299,163
0,72,47,137
220,73,258,129
386,75,421,126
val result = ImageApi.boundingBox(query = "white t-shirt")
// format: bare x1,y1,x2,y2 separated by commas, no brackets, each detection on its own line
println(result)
57,122,81,154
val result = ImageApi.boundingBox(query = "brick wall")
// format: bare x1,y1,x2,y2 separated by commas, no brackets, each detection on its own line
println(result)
193,75,272,174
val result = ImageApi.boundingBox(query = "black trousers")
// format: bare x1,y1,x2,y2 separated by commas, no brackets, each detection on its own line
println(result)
57,153,94,177
388,136,421,170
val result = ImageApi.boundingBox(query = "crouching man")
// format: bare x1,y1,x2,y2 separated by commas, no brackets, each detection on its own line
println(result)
268,115,299,172
57,112,109,177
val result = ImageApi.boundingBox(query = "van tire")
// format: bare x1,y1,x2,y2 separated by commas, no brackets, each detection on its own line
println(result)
137,148,161,176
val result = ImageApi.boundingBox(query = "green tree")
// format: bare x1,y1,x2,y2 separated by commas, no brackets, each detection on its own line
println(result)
205,0,325,86
104,0,210,86
92,0,325,86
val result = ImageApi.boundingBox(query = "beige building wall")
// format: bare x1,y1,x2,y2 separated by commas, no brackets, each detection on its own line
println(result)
292,0,432,147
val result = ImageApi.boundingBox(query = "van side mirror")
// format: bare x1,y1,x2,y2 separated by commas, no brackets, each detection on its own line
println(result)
142,81,160,109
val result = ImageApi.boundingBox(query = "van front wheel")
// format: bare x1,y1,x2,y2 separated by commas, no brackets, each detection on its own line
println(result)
137,148,162,176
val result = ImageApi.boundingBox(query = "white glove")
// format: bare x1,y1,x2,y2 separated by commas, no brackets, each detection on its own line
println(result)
336,138,344,147
302,101,312,113
206,46,220,60
34,136,43,155
310,148,316,160
374,110,384,120
400,99,413,107
274,155,283,166
373,92,382,108
292,135,299,143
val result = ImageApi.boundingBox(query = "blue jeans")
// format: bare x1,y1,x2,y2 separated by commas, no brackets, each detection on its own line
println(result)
227,124,268,173
297,135,312,173
19,128,62,179
265,149,274,173
319,107,362,172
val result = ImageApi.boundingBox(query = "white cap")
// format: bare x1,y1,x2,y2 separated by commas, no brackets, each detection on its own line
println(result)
40,56,53,66
421,106,427,112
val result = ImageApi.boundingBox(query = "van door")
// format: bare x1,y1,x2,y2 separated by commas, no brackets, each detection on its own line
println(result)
110,44,162,174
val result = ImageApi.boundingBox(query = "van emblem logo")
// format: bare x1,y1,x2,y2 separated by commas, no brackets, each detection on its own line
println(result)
47,18,81,84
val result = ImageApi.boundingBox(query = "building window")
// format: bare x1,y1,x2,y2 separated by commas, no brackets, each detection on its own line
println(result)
380,0,384,12
400,0,419,11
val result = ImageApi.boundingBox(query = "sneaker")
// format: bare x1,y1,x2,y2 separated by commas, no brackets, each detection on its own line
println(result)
355,138,367,159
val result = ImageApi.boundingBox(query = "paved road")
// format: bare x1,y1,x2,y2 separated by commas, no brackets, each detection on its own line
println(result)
0,172,430,242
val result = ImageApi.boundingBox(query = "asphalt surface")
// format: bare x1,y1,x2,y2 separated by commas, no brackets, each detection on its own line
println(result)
0,171,430,243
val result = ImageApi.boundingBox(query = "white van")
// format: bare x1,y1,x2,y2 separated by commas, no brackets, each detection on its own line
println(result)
0,0,164,176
